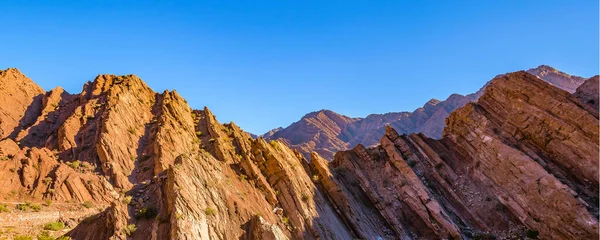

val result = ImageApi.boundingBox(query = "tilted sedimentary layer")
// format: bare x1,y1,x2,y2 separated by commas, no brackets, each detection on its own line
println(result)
264,65,592,160
331,71,599,239
0,68,597,239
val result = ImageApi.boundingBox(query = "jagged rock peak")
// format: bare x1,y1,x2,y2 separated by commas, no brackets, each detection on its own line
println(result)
0,68,46,139
302,109,354,120
87,73,153,96
0,67,43,88
526,64,587,93
425,98,441,106
1,67,24,75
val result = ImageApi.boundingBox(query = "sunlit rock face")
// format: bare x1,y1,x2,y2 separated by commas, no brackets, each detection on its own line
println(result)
0,68,596,240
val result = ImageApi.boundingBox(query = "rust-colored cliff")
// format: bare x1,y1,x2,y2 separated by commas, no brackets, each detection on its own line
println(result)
0,68,597,240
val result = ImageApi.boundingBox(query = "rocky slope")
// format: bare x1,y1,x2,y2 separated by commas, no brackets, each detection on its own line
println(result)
0,68,597,240
0,69,358,240
264,65,592,160
331,71,599,239
574,75,599,110
526,65,588,93
265,110,360,160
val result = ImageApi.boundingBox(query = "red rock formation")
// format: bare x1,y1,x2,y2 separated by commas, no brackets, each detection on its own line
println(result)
266,65,590,160
0,68,596,240
0,68,45,139
266,110,360,160
330,71,598,239
574,75,599,110
0,68,359,239
526,64,587,93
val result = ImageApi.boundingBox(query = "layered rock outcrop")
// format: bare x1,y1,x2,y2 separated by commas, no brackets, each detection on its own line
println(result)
526,64,587,93
574,75,599,110
0,69,356,240
0,68,597,240
265,110,360,160
264,65,591,160
329,71,599,239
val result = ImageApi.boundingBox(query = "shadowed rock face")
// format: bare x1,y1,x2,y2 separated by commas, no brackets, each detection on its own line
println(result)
264,65,592,161
331,71,598,239
0,68,45,139
574,75,599,110
0,68,596,240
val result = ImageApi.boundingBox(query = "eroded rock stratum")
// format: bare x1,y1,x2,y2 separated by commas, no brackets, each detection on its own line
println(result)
0,68,597,239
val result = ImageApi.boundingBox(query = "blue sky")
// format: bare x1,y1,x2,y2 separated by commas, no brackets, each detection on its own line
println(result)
1,0,598,134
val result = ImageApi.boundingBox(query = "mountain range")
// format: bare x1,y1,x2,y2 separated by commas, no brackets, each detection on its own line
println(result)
263,65,592,160
0,67,597,240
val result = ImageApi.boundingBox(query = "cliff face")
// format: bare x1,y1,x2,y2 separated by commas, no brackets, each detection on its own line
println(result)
331,71,598,239
265,65,590,160
574,75,599,110
0,68,597,240
0,69,355,240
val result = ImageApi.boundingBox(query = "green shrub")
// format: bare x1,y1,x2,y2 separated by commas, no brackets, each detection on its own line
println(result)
239,174,247,182
311,175,320,182
82,201,93,208
67,161,80,169
0,204,9,212
43,221,64,231
301,194,310,202
122,195,132,204
13,235,33,240
281,217,289,224
17,202,31,211
37,230,53,240
31,203,42,212
42,177,53,185
45,199,52,207
124,224,136,236
204,207,216,216
127,127,136,135
136,205,158,219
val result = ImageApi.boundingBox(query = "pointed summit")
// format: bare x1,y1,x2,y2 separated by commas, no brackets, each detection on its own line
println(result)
526,65,587,93
88,73,153,97
0,68,45,138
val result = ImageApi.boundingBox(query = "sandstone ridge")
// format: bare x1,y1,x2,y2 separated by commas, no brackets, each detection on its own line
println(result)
0,68,597,240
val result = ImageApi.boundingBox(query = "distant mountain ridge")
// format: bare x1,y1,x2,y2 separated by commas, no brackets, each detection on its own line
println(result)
264,65,592,160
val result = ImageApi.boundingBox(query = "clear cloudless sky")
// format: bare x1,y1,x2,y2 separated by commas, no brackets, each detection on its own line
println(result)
1,0,598,134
